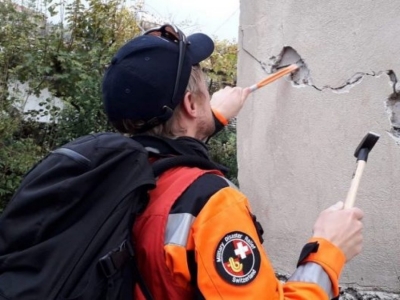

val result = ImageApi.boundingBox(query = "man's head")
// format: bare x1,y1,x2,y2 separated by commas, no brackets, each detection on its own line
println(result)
102,24,214,135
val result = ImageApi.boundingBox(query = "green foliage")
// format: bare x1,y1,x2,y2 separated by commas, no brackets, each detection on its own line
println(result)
46,0,142,142
204,39,238,92
0,113,43,212
208,126,239,186
0,0,141,209
0,0,46,209
0,0,239,211
203,40,239,184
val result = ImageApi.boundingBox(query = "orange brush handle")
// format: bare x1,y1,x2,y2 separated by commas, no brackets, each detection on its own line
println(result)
249,64,299,92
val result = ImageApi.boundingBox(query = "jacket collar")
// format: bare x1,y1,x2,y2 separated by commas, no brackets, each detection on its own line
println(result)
132,135,228,174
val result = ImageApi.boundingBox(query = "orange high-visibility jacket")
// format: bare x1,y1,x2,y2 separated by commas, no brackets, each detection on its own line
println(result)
133,166,345,300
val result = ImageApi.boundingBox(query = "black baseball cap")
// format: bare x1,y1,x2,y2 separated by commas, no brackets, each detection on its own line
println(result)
102,25,214,126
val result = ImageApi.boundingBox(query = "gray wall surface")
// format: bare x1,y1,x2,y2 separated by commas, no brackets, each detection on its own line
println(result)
237,0,400,293
9,81,63,123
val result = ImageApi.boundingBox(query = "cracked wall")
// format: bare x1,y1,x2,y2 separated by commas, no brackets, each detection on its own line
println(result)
237,0,400,295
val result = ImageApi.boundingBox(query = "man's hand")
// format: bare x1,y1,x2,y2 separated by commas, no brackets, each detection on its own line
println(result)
210,86,252,121
313,201,364,262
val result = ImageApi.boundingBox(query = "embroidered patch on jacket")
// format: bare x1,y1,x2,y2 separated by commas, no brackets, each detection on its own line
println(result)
215,231,261,285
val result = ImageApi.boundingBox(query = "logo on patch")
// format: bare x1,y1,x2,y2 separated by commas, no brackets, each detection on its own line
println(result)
215,231,261,285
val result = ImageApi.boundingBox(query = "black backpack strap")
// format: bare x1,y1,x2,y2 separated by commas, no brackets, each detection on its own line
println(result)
99,240,133,279
98,155,220,300
99,240,154,300
152,155,222,178
132,260,154,300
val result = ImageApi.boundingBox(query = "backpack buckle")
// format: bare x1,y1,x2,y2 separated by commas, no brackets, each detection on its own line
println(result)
99,240,134,278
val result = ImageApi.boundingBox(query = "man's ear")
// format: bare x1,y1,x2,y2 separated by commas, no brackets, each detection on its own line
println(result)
181,91,198,118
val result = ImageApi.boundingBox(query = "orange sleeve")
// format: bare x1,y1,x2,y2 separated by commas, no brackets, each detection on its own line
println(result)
280,282,329,300
299,237,346,297
191,186,332,300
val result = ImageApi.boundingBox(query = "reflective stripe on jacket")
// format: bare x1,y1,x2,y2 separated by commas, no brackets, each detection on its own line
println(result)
133,167,345,299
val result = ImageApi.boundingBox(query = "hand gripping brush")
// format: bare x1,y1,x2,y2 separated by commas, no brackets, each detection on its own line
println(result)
344,132,380,209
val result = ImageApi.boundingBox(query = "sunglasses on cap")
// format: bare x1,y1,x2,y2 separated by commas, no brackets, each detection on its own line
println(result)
144,24,191,106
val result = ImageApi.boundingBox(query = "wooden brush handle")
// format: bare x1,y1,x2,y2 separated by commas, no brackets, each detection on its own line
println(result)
344,160,366,209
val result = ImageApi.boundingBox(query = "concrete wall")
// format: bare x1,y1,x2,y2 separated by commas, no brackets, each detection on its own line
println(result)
9,81,63,123
237,0,400,295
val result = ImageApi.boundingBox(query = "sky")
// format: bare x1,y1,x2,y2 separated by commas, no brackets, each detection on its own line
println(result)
31,0,239,41
141,0,240,41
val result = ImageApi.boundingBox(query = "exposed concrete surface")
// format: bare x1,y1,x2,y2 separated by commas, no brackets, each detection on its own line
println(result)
237,0,400,293
339,289,399,300
277,273,400,299
9,81,63,123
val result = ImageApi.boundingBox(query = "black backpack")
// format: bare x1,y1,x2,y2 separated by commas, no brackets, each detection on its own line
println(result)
0,132,218,300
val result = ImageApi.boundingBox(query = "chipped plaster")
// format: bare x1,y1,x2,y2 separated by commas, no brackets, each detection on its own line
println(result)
237,0,400,294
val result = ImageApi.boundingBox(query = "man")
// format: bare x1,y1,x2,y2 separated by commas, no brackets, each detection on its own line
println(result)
102,24,364,299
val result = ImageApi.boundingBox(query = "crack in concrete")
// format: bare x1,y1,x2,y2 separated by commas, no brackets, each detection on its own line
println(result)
242,45,400,144
385,92,400,144
265,47,397,94
385,71,400,144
